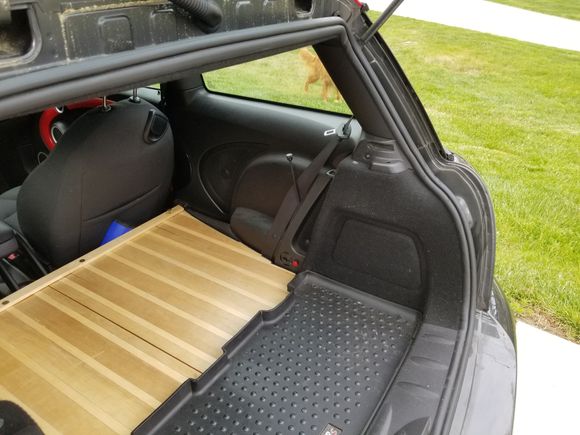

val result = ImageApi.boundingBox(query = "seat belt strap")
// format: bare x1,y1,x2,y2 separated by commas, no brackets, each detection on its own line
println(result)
271,171,334,268
262,133,341,260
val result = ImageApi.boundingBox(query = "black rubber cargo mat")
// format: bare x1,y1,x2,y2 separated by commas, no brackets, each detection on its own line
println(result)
134,272,419,435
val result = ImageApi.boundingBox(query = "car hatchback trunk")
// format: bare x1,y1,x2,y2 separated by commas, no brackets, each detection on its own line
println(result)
0,1,517,434
0,70,462,435
0,57,462,435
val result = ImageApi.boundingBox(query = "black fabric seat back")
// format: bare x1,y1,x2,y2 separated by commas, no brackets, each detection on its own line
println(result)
17,99,174,267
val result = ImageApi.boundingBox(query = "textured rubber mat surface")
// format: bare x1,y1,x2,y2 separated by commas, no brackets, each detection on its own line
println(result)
137,273,419,435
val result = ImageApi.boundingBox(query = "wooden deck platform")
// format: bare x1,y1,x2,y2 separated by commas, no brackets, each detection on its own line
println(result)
0,206,293,434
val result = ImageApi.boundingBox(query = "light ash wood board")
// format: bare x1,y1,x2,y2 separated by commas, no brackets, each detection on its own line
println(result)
0,206,293,434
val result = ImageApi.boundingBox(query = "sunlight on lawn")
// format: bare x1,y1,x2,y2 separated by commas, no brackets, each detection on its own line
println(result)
490,0,580,21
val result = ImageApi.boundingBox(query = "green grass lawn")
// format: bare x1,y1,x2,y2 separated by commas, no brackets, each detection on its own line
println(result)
204,16,579,341
380,15,580,341
489,0,580,21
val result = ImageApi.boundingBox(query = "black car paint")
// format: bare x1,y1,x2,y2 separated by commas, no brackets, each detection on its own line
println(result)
450,282,517,435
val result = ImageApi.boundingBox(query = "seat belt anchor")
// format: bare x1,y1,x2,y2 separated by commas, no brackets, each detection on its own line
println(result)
286,153,301,203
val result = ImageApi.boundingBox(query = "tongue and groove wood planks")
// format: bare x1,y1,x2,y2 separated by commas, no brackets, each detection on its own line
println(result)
0,206,293,434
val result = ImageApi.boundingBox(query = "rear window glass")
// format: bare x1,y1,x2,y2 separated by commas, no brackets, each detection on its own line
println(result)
203,47,351,115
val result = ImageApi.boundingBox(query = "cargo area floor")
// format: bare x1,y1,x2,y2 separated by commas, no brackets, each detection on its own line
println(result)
0,206,293,434
135,272,419,435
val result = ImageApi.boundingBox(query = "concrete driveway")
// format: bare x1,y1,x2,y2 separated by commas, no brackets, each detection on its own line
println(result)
514,323,580,435
365,0,580,51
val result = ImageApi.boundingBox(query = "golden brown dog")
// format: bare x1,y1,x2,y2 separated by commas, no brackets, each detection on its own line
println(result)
299,48,342,103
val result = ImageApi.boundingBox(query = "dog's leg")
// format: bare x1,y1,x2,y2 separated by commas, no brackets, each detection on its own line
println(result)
304,74,316,93
322,79,329,102
334,86,341,103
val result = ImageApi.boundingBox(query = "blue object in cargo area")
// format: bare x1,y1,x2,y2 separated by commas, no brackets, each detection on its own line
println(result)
100,220,132,245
